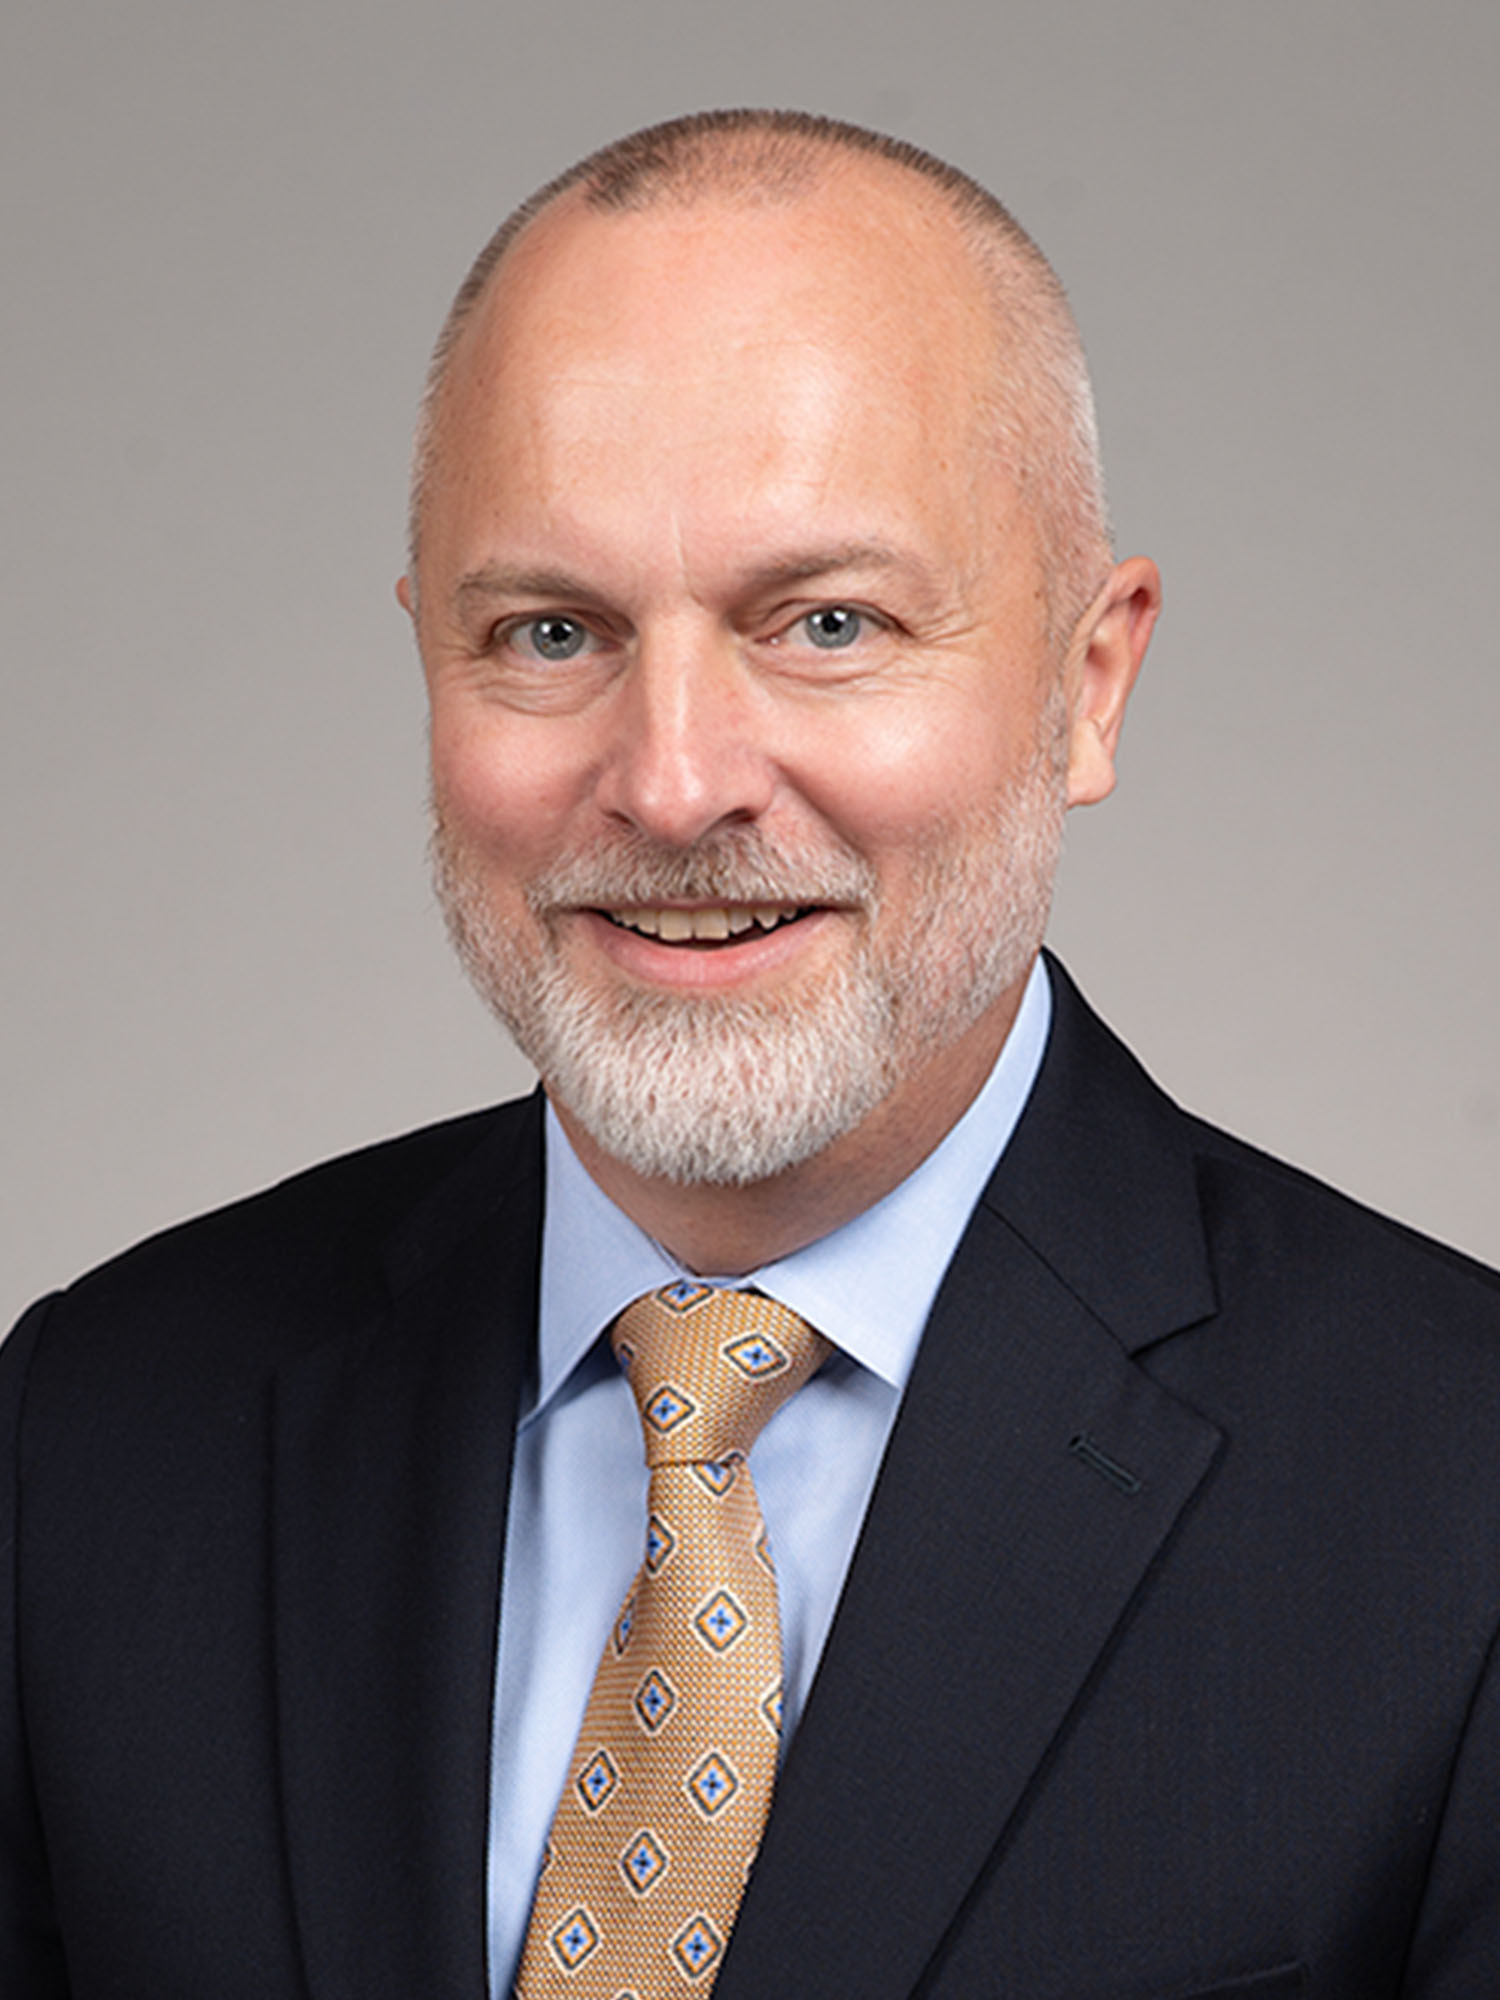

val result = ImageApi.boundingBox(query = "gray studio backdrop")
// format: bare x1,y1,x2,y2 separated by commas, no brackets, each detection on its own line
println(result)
4,0,1496,1327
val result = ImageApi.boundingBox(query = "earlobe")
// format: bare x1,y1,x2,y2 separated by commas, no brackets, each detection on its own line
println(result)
1064,555,1161,808
396,574,415,618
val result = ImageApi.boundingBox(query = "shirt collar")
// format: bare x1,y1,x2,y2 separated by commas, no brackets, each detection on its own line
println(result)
533,955,1052,1421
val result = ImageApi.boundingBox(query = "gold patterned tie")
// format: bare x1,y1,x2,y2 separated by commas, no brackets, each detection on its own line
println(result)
515,1282,832,1997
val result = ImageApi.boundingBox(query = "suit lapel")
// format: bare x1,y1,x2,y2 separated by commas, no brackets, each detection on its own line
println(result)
718,961,1226,1998
271,1103,544,2000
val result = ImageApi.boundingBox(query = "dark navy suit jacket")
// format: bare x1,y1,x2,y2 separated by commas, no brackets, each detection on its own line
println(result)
5,959,1500,1998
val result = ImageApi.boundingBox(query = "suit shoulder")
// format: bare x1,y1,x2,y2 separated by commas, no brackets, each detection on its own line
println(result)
11,1094,544,1372
1181,1108,1500,1310
1020,958,1499,1357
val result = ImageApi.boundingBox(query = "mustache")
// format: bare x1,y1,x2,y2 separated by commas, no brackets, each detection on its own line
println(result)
520,825,878,914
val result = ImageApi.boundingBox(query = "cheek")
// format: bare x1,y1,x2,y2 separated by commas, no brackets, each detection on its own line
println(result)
787,693,1027,859
430,706,589,863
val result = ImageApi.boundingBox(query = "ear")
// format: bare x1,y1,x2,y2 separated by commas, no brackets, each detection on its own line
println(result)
1062,556,1161,807
395,574,416,618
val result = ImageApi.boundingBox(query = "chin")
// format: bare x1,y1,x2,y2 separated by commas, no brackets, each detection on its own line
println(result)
434,839,1058,1191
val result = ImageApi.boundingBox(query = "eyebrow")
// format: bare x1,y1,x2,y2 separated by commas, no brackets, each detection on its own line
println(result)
736,540,916,588
451,541,924,614
454,564,602,612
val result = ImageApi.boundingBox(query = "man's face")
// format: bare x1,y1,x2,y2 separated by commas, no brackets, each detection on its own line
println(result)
408,171,1085,1188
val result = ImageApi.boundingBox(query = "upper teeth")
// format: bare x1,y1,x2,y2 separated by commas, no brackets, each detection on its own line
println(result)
611,905,801,941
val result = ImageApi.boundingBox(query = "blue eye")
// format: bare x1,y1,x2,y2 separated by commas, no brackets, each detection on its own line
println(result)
801,606,863,649
519,615,589,661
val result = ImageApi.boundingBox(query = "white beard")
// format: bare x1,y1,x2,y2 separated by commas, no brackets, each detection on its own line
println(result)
433,706,1065,1186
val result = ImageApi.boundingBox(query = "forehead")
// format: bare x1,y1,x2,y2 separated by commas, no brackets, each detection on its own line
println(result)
421,169,1024,589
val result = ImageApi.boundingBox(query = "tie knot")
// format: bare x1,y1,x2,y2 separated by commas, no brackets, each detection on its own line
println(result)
612,1283,832,1468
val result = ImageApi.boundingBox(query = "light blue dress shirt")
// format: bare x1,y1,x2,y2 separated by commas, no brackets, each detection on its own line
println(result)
486,958,1053,1993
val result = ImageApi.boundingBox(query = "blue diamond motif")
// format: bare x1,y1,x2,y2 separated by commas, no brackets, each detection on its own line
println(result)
692,1459,737,1497
686,1751,739,1817
660,1280,713,1312
551,1907,600,1970
723,1332,789,1379
645,1386,695,1434
672,1914,725,1979
644,1513,676,1573
613,1593,636,1655
576,1749,619,1812
633,1668,676,1733
693,1589,748,1652
619,1828,668,1895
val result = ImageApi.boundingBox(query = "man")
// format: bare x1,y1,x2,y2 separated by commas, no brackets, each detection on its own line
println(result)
3,109,1499,2000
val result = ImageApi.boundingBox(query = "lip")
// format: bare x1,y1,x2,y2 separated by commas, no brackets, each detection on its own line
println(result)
565,905,840,993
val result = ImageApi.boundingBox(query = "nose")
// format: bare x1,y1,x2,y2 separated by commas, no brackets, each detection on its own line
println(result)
593,624,778,848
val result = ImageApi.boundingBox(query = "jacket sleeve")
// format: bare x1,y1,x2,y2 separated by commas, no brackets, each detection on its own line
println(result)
0,1299,71,1998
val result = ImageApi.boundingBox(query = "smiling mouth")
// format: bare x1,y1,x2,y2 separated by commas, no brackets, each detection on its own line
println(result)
603,903,809,943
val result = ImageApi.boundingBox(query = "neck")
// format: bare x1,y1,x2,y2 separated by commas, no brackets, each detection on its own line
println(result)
551,976,1028,1274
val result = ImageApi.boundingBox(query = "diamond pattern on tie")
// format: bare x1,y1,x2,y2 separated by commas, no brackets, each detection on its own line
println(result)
758,1682,784,1739
671,1914,725,1981
515,1286,832,1997
644,1387,695,1436
722,1332,790,1380
576,1751,619,1815
549,1909,601,1972
684,1751,739,1818
691,1460,738,1498
644,1514,677,1574
692,1590,749,1654
612,1596,636,1657
619,1830,669,1896
632,1669,676,1734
